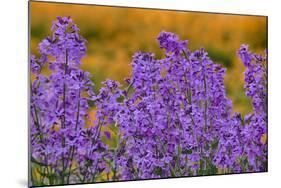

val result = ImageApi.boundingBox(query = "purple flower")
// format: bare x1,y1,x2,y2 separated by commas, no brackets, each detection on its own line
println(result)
30,18,267,185
30,17,108,185
157,31,188,55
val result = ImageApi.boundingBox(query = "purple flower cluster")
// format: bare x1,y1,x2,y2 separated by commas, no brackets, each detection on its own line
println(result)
30,17,267,186
30,17,109,185
213,45,267,172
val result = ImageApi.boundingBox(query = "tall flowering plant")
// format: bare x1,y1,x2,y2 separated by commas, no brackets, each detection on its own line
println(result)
30,17,267,186
30,17,110,185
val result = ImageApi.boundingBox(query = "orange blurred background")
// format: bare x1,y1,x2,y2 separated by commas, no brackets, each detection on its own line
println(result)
30,1,267,115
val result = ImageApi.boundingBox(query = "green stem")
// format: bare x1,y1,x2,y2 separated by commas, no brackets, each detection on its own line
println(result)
61,49,68,184
66,89,81,183
124,79,135,99
203,69,208,132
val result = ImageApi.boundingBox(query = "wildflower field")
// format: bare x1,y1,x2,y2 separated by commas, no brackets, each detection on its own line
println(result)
29,2,267,186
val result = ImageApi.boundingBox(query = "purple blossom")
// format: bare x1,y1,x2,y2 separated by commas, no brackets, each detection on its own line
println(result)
30,17,107,185
157,31,188,55
30,18,267,186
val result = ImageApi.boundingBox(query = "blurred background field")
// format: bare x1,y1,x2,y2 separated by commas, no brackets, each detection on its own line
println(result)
30,1,267,116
